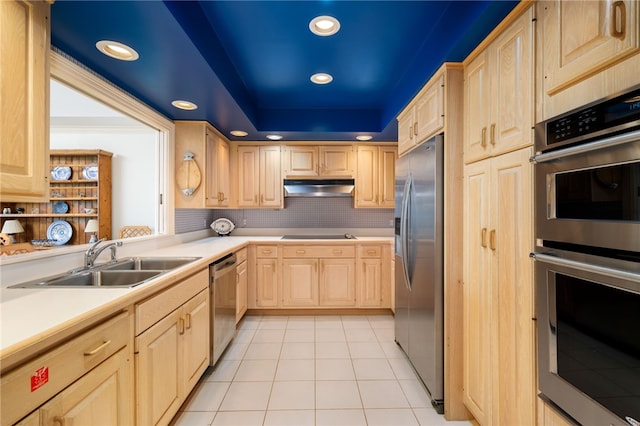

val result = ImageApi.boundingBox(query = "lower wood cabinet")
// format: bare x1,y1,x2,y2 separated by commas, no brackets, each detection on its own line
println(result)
135,270,209,426
236,247,248,323
357,244,391,308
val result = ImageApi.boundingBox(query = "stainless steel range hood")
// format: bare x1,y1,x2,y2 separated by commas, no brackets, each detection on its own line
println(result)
283,179,355,197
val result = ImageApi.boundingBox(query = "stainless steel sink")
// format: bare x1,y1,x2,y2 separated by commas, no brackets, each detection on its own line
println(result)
101,257,200,271
8,256,201,289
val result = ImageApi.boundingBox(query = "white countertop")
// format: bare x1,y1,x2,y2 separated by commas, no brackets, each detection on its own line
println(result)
0,235,392,358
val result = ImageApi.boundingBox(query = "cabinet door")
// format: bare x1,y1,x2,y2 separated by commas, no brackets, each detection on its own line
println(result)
319,145,353,177
397,110,416,156
236,260,248,323
379,147,397,207
182,289,210,395
0,0,49,202
490,148,534,426
206,133,230,207
542,0,639,95
237,146,259,207
39,348,132,426
491,8,533,156
355,146,378,207
282,258,319,306
359,258,382,307
462,159,492,424
283,146,318,177
259,146,282,207
414,74,444,143
256,258,279,307
319,259,356,307
464,50,491,164
136,309,182,426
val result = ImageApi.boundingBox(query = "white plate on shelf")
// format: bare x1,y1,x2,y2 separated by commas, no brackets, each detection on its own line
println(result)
52,201,69,214
47,220,73,245
82,164,98,180
51,166,72,181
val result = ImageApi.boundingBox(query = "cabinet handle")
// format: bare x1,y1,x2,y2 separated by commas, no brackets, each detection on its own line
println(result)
333,249,343,255
254,195,258,203
366,250,377,255
179,318,185,335
261,194,264,204
53,416,66,426
185,313,192,329
84,340,111,356
409,124,413,140
490,123,496,146
413,121,418,136
481,228,487,248
481,127,487,148
296,249,306,254
489,229,497,251
263,249,272,254
611,1,626,39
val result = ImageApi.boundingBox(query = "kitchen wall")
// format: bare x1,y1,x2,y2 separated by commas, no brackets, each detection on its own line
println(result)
175,197,394,234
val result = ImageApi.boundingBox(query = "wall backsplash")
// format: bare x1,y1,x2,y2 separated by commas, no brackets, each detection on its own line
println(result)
175,198,393,234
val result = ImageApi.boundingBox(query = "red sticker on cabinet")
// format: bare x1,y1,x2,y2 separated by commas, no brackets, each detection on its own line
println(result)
30,366,49,392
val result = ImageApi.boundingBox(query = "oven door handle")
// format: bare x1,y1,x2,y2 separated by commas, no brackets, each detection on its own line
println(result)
530,252,640,283
531,128,640,163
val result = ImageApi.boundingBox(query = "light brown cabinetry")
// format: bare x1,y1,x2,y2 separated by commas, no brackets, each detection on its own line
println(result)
462,147,534,426
282,245,356,308
357,244,391,308
397,74,444,156
355,145,396,208
0,0,50,203
135,270,209,426
253,245,280,308
282,145,354,177
537,397,575,426
1,312,133,426
1,150,113,244
174,121,230,208
463,6,534,164
236,247,248,323
537,0,640,120
236,145,282,208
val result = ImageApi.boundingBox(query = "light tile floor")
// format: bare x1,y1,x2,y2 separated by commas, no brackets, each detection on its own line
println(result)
171,314,471,426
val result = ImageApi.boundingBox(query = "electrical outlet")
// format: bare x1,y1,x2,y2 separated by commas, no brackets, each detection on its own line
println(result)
203,219,207,228
242,218,247,226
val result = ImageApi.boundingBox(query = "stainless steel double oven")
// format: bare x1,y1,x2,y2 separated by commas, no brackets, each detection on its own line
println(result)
532,85,640,426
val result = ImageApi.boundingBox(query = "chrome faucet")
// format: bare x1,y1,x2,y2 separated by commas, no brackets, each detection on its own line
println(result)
85,238,123,268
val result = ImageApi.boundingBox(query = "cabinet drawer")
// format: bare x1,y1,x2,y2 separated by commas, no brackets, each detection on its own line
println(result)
1,311,130,426
236,247,248,263
358,245,382,258
256,245,279,258
136,269,208,335
283,245,355,258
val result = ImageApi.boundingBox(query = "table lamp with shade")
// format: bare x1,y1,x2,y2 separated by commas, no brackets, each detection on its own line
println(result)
85,219,99,243
1,220,25,244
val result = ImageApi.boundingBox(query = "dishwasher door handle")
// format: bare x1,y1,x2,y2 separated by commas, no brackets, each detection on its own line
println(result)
213,257,237,279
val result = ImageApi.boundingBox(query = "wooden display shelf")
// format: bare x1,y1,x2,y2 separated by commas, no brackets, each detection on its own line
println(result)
0,214,98,218
50,197,98,201
49,180,98,184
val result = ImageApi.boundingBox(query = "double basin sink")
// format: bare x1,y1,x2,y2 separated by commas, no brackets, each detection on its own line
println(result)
9,257,201,289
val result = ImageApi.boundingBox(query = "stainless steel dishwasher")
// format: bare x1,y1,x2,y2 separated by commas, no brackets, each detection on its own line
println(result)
210,253,237,365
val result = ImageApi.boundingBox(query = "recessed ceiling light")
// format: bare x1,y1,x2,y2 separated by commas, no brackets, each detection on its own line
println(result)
309,16,340,36
96,40,139,61
356,135,373,141
171,100,198,110
266,134,283,140
310,73,333,85
230,130,248,137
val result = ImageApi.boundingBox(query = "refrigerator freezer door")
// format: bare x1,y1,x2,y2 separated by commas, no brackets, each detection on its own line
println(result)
394,154,410,352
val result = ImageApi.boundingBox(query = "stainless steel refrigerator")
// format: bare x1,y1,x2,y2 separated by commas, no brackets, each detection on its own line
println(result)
394,134,444,413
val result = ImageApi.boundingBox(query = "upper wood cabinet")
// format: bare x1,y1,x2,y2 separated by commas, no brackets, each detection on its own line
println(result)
0,0,50,203
541,0,639,96
355,145,396,208
397,74,444,156
282,145,354,178
537,0,640,120
463,5,534,164
236,145,282,208
174,121,230,208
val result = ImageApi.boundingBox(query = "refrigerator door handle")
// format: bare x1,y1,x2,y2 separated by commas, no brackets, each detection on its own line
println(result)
401,174,413,290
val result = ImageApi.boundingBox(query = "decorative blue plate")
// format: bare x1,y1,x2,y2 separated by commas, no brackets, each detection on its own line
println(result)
52,201,69,214
82,165,98,180
51,166,72,181
46,220,73,245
